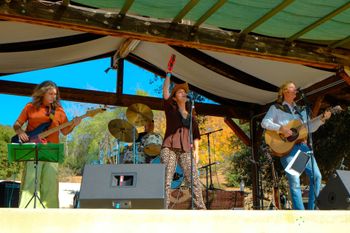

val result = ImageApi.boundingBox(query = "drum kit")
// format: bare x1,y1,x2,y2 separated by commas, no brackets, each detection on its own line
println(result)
108,103,163,164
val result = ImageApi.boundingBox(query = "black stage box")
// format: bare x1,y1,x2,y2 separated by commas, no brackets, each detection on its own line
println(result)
317,170,350,210
0,181,20,208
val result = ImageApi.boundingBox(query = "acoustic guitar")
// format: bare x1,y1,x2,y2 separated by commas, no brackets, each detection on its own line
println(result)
264,105,342,157
11,108,106,143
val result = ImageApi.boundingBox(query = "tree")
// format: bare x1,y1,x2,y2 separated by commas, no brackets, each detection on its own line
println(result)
61,106,126,175
313,106,350,179
0,125,23,179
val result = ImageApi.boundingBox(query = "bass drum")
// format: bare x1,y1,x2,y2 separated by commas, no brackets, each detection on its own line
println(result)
141,133,163,157
151,156,183,189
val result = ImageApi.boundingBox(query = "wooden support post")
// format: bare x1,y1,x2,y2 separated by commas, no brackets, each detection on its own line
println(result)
312,95,324,118
250,117,261,210
338,66,350,86
224,117,250,146
116,58,124,104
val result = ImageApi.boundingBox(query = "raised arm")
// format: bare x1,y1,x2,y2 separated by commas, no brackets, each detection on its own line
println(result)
163,54,176,100
163,73,171,100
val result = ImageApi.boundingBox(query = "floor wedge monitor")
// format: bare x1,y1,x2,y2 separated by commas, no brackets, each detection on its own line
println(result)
317,170,350,210
79,164,165,209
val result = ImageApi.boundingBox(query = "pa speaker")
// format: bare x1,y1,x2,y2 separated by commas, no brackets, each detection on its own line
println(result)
0,181,20,207
79,164,165,209
317,170,350,210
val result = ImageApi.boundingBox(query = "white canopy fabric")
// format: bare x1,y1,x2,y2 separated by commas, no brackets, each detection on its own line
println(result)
0,21,334,105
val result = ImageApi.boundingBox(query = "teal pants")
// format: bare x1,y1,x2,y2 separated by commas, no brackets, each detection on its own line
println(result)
19,161,59,208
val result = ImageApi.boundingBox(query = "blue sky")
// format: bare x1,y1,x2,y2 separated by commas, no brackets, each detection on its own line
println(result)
0,58,163,126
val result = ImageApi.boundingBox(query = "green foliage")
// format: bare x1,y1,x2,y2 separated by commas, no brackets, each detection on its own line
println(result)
60,107,126,175
224,120,252,187
313,106,350,179
0,125,23,179
224,145,251,187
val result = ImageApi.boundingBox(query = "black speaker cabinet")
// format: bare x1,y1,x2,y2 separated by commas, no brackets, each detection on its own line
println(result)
79,164,165,209
317,170,350,210
0,181,20,207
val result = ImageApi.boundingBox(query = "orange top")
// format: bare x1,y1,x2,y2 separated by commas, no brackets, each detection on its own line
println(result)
16,103,68,143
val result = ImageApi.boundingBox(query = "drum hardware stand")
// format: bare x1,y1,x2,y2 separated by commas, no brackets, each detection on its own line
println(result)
114,139,121,164
132,127,139,164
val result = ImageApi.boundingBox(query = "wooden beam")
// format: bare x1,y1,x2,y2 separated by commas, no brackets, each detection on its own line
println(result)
116,58,124,101
193,0,227,27
287,2,350,42
112,38,140,68
0,80,247,118
172,0,200,24
302,77,348,104
338,66,350,86
240,0,294,35
224,117,251,146
172,46,278,92
62,0,70,7
119,0,135,15
0,0,348,68
330,35,350,49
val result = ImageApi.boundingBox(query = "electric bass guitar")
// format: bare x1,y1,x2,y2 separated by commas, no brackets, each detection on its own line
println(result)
264,105,342,157
11,108,106,143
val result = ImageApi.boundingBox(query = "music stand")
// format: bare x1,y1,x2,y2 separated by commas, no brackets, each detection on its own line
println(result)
7,143,64,208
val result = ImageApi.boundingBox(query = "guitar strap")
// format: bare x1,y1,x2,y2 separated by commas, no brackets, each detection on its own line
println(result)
274,103,292,114
274,103,304,119
48,105,56,125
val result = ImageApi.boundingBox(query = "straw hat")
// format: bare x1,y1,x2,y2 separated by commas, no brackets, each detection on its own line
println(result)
170,82,189,97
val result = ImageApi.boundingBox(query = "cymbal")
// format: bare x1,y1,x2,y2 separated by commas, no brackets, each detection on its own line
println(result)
108,119,138,142
126,103,153,127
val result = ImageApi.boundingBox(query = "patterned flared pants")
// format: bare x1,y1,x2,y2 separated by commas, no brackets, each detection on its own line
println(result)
160,147,206,209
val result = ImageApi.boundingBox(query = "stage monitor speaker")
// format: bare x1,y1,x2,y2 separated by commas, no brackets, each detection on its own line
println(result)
0,181,20,207
79,164,165,209
317,170,350,210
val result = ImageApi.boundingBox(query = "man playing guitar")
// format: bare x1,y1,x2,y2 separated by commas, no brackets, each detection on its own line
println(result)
261,81,331,210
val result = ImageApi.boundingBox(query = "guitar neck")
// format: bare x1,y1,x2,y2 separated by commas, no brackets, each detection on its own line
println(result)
38,114,88,138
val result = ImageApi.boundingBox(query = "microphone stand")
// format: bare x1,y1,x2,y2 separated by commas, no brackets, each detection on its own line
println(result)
188,99,195,210
199,161,219,209
201,129,223,190
298,90,317,209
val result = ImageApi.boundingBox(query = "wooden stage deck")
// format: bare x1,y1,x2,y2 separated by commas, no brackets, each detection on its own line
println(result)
1,209,349,233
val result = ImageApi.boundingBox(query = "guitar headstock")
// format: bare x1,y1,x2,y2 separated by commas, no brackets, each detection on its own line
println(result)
85,108,107,117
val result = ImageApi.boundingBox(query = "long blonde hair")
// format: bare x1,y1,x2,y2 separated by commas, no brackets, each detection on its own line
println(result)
32,81,61,109
276,81,295,104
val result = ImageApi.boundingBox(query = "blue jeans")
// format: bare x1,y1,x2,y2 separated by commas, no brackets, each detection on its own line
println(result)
280,143,322,210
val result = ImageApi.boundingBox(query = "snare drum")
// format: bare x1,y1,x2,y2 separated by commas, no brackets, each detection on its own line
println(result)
122,143,146,164
142,133,163,156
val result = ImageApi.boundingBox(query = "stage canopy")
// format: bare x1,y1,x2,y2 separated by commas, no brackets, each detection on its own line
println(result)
0,0,350,118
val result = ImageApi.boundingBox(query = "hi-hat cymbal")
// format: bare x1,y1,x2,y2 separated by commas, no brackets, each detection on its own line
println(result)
126,103,153,127
108,119,138,142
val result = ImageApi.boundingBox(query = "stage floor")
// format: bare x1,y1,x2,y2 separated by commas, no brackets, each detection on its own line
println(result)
1,209,349,233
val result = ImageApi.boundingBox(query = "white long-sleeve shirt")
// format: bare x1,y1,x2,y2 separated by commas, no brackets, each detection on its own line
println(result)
261,101,324,133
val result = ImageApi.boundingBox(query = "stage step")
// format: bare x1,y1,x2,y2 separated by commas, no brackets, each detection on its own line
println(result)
0,209,349,233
